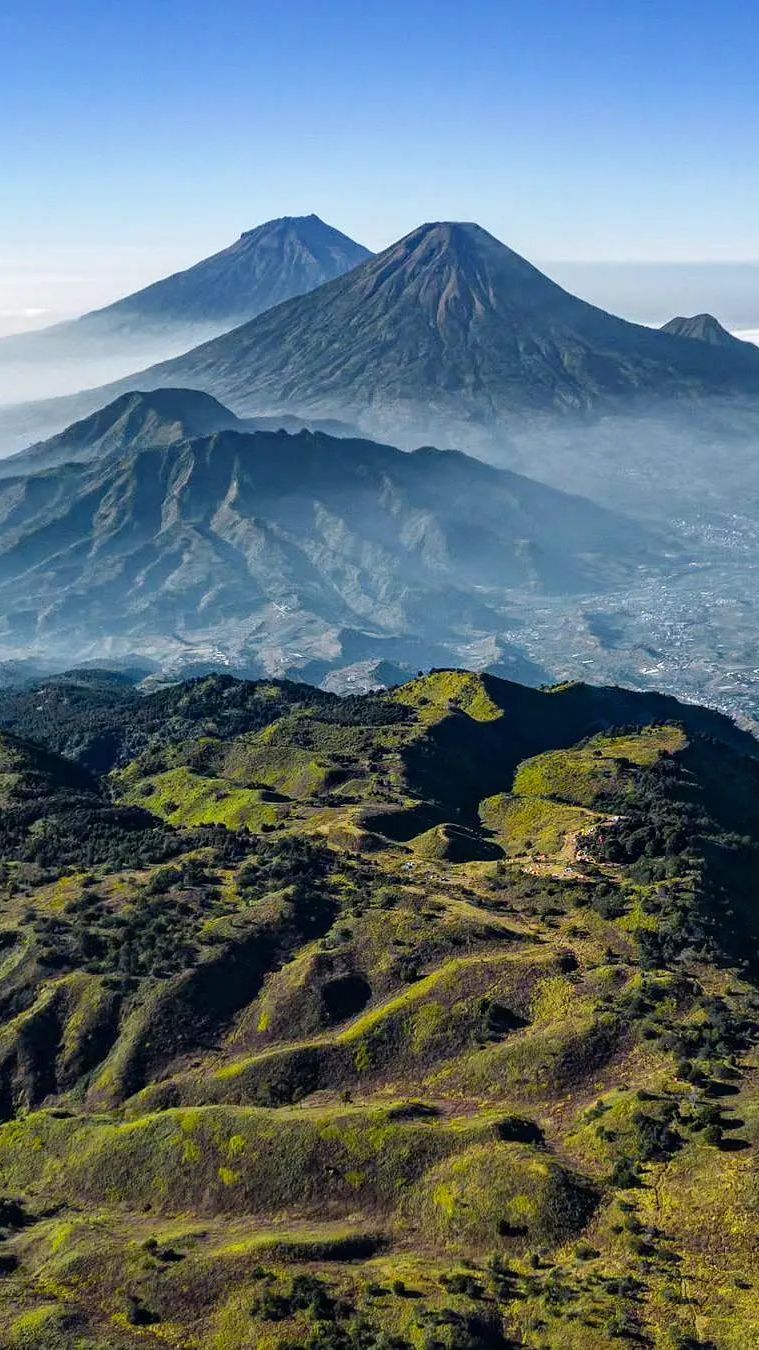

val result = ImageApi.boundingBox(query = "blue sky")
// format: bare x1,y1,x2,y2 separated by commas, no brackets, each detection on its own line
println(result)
1,0,758,327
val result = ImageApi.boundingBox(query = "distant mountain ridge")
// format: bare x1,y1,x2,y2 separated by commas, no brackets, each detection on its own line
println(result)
660,312,749,348
0,216,372,416
0,216,370,356
5,220,759,454
0,389,362,478
0,390,666,670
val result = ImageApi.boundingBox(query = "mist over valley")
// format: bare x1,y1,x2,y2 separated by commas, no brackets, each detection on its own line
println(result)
0,217,757,727
6,9,759,1346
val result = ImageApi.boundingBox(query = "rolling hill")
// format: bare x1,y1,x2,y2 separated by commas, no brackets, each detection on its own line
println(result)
0,667,757,1346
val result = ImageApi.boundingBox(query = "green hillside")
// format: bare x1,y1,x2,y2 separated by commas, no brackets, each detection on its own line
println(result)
0,667,756,1348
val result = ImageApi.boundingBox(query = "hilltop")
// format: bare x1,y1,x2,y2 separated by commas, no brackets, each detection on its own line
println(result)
0,667,757,1345
0,388,242,475
660,313,748,348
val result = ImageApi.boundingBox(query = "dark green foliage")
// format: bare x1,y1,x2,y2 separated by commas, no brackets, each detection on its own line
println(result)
253,1276,415,1349
238,834,333,900
477,1000,527,1042
591,743,759,973
0,672,327,771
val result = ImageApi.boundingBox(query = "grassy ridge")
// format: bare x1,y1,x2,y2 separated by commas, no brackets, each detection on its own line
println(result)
0,668,756,1346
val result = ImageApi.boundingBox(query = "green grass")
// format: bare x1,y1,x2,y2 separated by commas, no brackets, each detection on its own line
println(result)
410,821,502,862
405,1141,598,1253
480,791,598,857
394,670,504,724
115,765,280,828
512,726,686,808
131,948,563,1110
6,1306,77,1348
428,1007,618,1101
218,733,333,798
0,671,756,1348
206,1222,383,1263
0,1102,507,1218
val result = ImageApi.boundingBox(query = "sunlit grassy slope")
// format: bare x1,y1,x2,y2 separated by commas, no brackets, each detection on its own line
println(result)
0,668,756,1347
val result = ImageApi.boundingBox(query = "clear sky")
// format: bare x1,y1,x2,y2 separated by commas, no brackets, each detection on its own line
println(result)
1,0,758,330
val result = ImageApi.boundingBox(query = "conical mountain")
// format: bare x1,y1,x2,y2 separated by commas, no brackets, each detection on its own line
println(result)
151,221,759,440
0,216,372,415
5,218,756,456
74,213,372,335
7,221,758,455
660,313,747,348
1,216,370,354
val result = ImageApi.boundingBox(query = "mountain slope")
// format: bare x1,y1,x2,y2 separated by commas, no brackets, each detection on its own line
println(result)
153,221,759,437
0,389,364,479
660,311,749,347
7,220,758,453
0,388,242,476
0,216,370,356
81,213,371,333
0,216,371,415
0,395,666,667
0,724,185,869
0,668,758,1346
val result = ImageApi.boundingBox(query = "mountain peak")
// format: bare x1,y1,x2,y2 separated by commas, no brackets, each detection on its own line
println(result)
661,313,740,346
389,219,524,266
58,386,240,444
1,388,240,477
99,215,372,328
239,212,328,239
404,220,491,242
7,221,759,458
0,216,372,388
106,387,233,419
340,219,562,340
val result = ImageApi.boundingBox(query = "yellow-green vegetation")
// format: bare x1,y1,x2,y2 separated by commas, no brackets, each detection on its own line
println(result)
0,1102,504,1216
481,791,597,859
6,1305,75,1349
394,669,505,724
410,821,502,862
133,949,558,1110
405,1142,597,1252
219,732,334,798
512,725,686,807
0,668,756,1347
115,763,280,828
0,735,30,804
